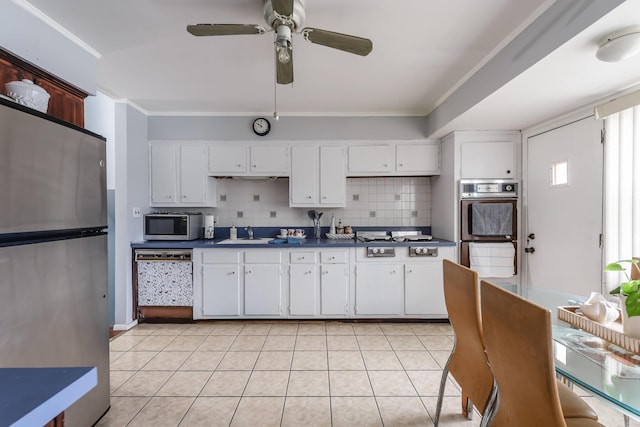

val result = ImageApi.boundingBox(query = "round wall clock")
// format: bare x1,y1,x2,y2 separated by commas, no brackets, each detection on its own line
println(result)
252,117,271,136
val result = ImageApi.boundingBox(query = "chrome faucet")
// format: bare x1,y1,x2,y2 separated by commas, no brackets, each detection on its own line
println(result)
245,226,254,239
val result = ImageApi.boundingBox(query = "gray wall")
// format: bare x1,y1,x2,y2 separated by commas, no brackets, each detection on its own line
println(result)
0,0,97,94
148,115,429,141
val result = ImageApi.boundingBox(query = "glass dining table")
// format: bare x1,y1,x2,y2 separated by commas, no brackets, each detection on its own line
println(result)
501,284,640,423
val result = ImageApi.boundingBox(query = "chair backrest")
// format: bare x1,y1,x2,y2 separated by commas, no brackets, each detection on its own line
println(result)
442,259,494,414
480,280,567,427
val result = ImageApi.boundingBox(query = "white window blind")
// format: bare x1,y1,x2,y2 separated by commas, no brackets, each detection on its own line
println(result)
604,105,640,290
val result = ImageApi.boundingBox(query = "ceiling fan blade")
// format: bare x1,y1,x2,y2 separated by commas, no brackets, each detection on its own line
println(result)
272,0,294,16
301,28,373,56
276,50,294,84
186,24,266,36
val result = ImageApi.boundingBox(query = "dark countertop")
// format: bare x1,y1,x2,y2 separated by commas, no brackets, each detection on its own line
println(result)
131,237,456,249
0,367,97,427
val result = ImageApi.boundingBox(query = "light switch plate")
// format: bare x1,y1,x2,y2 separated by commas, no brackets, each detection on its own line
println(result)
132,207,141,217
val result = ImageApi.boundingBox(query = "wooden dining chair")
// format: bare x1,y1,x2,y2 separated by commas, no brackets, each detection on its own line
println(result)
434,260,497,426
480,280,604,427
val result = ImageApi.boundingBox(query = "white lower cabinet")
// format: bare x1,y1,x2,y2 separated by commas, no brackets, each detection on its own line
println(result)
320,263,349,316
244,264,282,316
354,263,402,315
202,264,240,316
194,246,452,319
244,251,283,317
288,250,348,317
289,264,318,315
404,263,446,315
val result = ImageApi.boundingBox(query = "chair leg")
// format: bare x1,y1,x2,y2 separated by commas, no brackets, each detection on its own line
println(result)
480,380,499,427
462,391,473,419
434,339,456,427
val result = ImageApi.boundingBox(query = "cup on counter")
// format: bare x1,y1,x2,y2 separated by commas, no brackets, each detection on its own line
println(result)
295,229,304,237
280,229,288,236
288,229,295,236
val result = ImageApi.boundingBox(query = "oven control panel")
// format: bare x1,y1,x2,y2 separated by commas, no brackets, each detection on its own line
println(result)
367,247,396,257
409,247,438,257
460,179,518,198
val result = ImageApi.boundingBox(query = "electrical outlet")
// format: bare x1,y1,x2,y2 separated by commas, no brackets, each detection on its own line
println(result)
132,207,141,217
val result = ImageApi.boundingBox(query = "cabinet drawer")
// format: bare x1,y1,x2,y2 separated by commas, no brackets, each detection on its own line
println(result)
290,251,318,264
321,251,347,264
244,251,282,264
202,250,240,264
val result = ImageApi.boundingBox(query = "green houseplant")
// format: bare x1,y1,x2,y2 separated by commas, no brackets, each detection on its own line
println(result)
606,259,640,317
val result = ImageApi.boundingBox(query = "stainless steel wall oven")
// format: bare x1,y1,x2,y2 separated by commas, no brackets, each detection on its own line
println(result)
459,180,518,278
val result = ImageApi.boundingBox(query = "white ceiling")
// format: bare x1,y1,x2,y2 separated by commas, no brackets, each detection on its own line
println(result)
20,0,640,137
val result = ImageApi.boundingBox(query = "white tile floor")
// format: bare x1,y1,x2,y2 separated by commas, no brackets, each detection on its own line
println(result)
98,321,637,427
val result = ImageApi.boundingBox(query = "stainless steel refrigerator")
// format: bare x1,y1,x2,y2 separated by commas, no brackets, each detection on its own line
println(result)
0,99,110,425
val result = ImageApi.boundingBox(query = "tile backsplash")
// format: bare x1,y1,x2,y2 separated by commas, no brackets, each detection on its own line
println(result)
206,176,430,228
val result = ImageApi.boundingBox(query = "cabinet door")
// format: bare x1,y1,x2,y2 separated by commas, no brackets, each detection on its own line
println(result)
202,264,240,316
244,264,282,315
319,146,346,205
209,145,246,174
355,264,402,315
348,145,394,173
249,145,288,174
396,143,440,174
290,264,318,315
460,141,516,179
290,145,318,205
180,145,207,203
320,264,348,316
404,262,446,316
150,145,177,204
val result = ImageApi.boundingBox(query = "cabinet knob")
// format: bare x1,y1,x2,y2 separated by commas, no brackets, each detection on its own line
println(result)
236,164,242,167
246,270,252,274
230,271,235,275
407,269,413,273
182,195,187,198
322,196,327,199
399,163,404,167
306,196,312,199
383,163,388,167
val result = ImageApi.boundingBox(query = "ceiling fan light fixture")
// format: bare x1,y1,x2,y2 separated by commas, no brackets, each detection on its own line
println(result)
596,28,640,62
275,25,292,64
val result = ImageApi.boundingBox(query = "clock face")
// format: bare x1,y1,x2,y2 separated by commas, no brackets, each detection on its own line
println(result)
253,117,270,136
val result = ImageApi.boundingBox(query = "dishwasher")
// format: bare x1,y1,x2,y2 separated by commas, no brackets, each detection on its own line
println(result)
134,249,193,319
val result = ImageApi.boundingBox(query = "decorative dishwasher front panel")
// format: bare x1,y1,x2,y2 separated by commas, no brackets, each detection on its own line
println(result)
135,249,193,306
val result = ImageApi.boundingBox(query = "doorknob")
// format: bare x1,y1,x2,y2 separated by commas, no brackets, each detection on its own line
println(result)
524,247,535,254
528,233,536,240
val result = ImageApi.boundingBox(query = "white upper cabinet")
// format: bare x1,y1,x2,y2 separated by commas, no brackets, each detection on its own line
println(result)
396,143,440,174
460,140,517,179
150,142,216,207
348,145,394,174
208,145,246,174
208,143,288,176
249,145,289,175
290,145,346,207
348,141,441,176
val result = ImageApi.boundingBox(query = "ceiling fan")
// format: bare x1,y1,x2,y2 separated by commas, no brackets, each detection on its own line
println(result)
187,0,373,84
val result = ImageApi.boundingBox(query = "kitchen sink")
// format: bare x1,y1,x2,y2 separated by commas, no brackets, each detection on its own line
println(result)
217,237,273,244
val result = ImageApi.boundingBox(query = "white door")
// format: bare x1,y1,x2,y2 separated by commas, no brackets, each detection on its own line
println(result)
320,264,348,316
319,146,346,205
525,116,604,295
180,145,206,203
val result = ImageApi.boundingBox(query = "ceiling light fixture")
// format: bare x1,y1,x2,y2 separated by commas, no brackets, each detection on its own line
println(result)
275,25,292,64
596,28,640,62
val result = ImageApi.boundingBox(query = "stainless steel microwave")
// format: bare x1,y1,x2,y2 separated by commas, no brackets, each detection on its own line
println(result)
143,213,203,241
